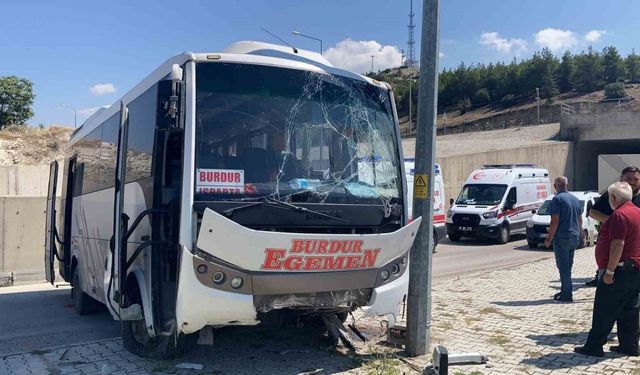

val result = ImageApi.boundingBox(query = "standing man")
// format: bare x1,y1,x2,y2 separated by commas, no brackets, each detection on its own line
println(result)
545,176,583,302
575,182,640,357
585,166,640,286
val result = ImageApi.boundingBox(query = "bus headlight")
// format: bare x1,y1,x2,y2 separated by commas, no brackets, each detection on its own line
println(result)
230,276,244,289
380,269,390,281
483,210,498,219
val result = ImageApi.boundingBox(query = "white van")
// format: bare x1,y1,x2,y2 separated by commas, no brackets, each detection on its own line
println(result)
446,164,551,244
526,191,601,249
405,160,447,249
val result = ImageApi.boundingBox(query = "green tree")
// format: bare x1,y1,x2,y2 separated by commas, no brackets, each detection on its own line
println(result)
556,51,575,92
602,46,626,83
626,50,640,83
472,88,491,105
604,82,627,99
0,76,35,128
572,47,605,92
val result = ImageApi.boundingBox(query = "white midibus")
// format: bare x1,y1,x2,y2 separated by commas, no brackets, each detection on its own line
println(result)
44,41,421,357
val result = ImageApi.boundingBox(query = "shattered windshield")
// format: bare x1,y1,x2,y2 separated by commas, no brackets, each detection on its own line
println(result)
194,62,401,211
456,184,507,205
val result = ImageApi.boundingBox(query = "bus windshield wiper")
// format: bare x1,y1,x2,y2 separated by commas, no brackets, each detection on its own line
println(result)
223,197,347,223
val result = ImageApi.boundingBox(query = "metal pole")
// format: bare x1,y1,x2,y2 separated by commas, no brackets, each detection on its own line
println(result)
536,87,540,124
406,0,440,357
409,80,412,135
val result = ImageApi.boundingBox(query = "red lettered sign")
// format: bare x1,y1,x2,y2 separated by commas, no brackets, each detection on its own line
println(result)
196,169,244,194
260,239,381,271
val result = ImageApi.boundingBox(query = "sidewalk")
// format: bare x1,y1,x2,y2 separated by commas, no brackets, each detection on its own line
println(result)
1,247,638,375
416,246,640,374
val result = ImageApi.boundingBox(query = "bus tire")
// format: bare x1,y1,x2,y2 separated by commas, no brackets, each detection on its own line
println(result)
497,224,510,244
72,264,100,315
122,288,194,359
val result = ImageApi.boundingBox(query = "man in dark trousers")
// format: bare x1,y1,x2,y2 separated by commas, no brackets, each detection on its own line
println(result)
575,182,640,357
545,176,583,302
586,166,640,286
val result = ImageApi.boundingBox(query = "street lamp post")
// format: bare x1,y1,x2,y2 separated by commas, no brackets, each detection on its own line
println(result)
61,104,77,128
291,31,323,55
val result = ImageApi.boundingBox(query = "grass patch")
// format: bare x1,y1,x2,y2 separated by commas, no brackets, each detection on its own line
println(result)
526,350,543,357
479,306,523,320
362,350,402,375
487,335,510,345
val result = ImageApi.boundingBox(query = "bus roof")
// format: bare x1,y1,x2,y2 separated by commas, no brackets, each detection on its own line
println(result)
69,41,387,147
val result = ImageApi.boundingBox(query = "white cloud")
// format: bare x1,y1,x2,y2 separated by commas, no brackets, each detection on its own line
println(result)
77,106,108,118
89,83,116,96
324,39,403,73
534,28,578,51
439,52,445,58
585,29,606,43
479,32,528,55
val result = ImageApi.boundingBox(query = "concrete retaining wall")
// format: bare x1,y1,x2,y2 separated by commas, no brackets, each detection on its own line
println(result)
436,142,575,206
0,165,55,197
0,197,47,285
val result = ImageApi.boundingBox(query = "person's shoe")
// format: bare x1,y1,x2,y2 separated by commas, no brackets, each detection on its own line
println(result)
553,293,573,302
610,345,639,356
574,346,604,357
585,278,598,287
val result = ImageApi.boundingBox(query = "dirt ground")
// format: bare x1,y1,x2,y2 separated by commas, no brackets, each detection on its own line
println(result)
402,123,561,158
0,125,72,166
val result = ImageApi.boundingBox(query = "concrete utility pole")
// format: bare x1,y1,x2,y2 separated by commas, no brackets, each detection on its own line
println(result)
536,87,540,124
406,0,440,357
408,79,412,135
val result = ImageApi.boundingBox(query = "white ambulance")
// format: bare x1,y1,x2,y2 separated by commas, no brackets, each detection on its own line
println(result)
405,159,447,249
446,164,551,244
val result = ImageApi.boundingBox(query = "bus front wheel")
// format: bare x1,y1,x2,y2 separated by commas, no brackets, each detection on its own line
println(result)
122,288,194,359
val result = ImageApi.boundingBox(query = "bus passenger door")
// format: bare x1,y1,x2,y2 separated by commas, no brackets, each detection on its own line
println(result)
44,160,59,284
109,102,129,309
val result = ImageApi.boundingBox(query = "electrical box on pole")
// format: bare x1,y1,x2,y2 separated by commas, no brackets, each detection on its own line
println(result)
406,0,440,357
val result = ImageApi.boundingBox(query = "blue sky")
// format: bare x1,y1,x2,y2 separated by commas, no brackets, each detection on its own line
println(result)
1,0,639,127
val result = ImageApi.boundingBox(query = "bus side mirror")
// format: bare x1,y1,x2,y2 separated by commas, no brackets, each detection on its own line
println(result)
157,78,184,130
449,198,454,206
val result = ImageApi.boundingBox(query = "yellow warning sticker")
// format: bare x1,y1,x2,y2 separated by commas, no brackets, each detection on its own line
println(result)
414,174,429,199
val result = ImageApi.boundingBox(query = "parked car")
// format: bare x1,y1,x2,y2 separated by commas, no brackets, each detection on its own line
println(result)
525,191,601,249
446,164,551,244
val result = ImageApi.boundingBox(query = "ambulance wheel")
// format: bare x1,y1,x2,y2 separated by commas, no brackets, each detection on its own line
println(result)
448,232,461,242
497,225,510,244
71,264,100,315
122,284,195,359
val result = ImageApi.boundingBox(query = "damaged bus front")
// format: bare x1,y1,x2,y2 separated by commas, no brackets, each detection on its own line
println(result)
176,54,421,334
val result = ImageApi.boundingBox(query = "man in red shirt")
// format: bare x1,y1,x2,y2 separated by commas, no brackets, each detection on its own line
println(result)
575,182,640,357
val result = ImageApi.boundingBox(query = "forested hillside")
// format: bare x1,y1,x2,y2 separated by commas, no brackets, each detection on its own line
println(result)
369,46,640,120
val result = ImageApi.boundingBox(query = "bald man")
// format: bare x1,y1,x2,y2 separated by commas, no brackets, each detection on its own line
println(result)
545,176,583,302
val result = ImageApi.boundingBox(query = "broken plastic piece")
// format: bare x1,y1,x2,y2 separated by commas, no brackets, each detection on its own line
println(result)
175,363,205,370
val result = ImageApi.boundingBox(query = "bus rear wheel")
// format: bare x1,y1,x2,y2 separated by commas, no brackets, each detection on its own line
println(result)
71,265,100,315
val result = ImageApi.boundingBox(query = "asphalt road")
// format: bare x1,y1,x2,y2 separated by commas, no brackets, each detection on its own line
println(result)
0,236,558,357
